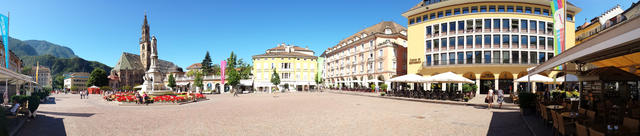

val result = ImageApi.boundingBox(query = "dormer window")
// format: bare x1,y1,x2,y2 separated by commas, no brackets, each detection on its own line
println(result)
384,28,392,34
400,30,407,36
361,33,367,38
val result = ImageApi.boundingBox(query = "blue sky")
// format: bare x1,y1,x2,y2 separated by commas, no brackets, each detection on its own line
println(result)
1,0,637,68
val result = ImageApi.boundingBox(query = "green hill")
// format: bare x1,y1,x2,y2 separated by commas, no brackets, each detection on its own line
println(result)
8,37,77,58
20,55,112,77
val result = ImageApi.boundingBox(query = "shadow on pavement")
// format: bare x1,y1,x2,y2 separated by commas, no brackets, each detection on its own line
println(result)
487,111,532,136
17,115,66,136
37,111,95,117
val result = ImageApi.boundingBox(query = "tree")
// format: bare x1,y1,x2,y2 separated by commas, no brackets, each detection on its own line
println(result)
53,75,65,89
270,69,280,89
212,64,221,75
193,71,204,89
201,51,213,75
86,68,108,87
226,51,237,72
167,74,176,90
100,86,112,91
314,73,323,85
70,85,78,92
21,66,32,75
227,68,240,88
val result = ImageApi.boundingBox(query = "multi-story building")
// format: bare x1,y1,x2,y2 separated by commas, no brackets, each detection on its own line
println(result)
403,0,580,94
64,72,89,91
576,6,624,45
323,21,408,88
252,43,317,92
29,66,52,87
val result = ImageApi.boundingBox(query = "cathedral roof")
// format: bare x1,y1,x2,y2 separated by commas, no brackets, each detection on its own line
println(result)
112,52,183,73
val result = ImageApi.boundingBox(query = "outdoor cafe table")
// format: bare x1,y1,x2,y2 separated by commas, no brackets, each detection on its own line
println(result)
546,105,564,110
585,122,640,136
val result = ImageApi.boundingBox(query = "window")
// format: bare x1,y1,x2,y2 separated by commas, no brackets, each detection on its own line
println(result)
378,62,383,70
512,35,519,48
507,6,514,12
498,6,505,12
512,51,519,64
462,7,469,14
493,19,500,30
434,39,440,49
475,35,482,45
466,52,473,64
493,35,500,45
543,9,550,16
471,6,478,13
567,14,574,21
516,6,523,13
484,51,491,64
521,35,528,46
449,53,455,64
530,36,537,46
378,50,383,57
438,11,443,18
426,26,432,35
534,8,541,15
530,52,537,64
430,13,436,19
442,23,448,33
539,37,546,49
538,53,546,63
457,52,464,64
539,22,545,33
489,5,496,12
433,55,439,65
423,15,429,21
454,9,460,15
426,40,432,50
450,22,456,32
525,7,532,14
441,38,447,48
484,35,491,46
392,61,396,69
502,35,509,46
416,16,422,23
548,53,554,60
480,6,487,12
503,19,510,30
521,20,528,31
484,19,491,29
466,36,473,46
458,21,464,31
449,37,455,47
445,10,452,16
426,55,432,66
457,36,464,46
441,54,447,65
521,52,528,64
502,51,510,64
548,37,554,50
530,20,537,31
493,51,500,64
475,51,482,64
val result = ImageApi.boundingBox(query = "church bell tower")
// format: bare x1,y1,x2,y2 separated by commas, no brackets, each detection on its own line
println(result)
140,13,151,71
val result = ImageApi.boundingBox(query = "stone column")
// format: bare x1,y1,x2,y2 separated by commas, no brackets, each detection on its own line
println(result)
475,74,481,95
442,83,447,91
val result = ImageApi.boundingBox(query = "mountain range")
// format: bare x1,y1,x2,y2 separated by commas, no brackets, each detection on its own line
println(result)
7,37,111,79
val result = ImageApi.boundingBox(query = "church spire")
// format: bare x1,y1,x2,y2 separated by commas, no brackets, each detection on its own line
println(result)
140,12,150,43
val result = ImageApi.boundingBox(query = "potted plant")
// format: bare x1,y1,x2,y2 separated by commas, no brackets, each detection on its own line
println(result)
463,96,470,102
370,84,376,92
518,92,537,116
380,84,388,92
380,92,386,96
462,84,477,99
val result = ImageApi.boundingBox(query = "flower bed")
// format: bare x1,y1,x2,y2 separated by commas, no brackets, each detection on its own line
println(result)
103,92,206,104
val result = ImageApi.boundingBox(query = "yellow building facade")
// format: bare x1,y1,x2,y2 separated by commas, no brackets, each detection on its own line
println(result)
252,43,317,92
403,0,580,94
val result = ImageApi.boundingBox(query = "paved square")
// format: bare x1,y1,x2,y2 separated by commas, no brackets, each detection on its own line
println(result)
18,91,530,136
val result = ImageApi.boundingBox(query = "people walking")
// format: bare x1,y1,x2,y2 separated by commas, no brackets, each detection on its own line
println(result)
487,86,494,109
85,90,89,99
233,89,239,97
497,89,504,109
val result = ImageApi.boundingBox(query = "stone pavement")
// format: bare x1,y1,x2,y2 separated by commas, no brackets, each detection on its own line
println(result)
331,90,519,110
17,91,533,136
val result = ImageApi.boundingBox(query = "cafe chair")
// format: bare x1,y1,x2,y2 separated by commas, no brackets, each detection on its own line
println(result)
575,122,589,136
586,110,596,123
623,117,639,133
589,128,605,136
551,110,560,134
557,111,576,136
578,108,586,116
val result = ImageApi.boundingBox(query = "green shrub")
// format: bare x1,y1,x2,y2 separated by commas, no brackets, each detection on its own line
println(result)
380,92,386,96
27,96,40,112
462,84,477,93
11,95,29,103
380,84,388,90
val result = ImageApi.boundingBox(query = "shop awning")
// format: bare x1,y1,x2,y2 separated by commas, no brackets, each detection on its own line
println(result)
239,80,253,86
528,15,640,76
